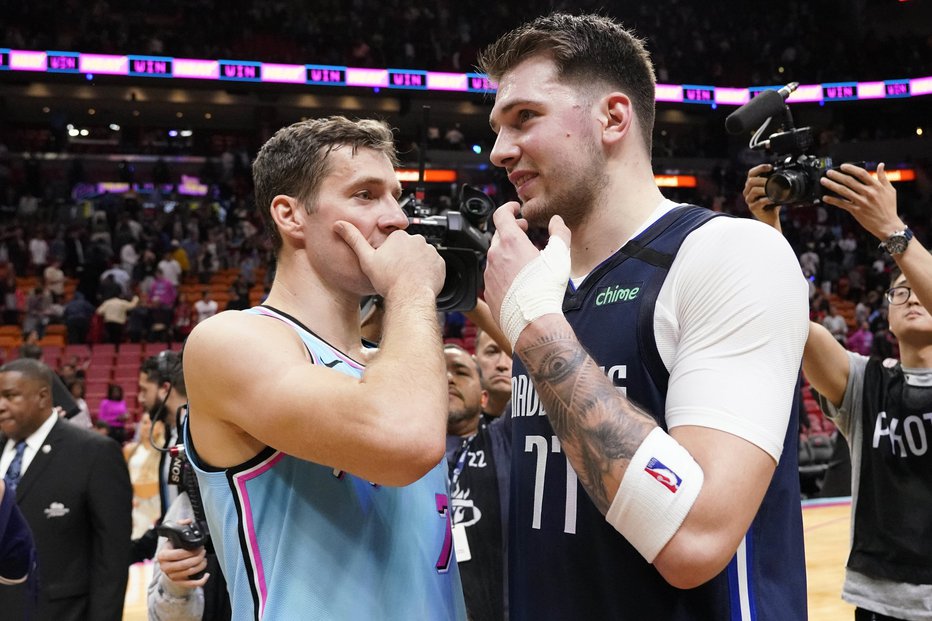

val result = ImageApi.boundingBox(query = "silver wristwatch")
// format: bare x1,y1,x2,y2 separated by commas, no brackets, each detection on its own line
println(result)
879,228,913,255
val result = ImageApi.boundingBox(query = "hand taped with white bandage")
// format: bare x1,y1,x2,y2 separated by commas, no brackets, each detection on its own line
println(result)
482,202,572,347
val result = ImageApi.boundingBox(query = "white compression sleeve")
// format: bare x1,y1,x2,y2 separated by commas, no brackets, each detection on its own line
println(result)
498,236,571,346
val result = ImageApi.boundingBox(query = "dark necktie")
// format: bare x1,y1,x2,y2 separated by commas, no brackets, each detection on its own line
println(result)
4,440,27,493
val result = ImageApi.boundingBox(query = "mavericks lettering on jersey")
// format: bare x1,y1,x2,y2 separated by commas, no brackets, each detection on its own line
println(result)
511,365,629,418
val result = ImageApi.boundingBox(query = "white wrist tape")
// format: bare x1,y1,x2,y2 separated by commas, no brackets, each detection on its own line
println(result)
605,427,704,563
498,236,571,346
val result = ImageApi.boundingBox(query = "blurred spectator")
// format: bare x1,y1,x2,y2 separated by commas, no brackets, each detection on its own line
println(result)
822,305,849,346
120,241,140,276
96,292,140,344
1,275,24,325
21,287,51,339
66,381,93,430
43,259,65,297
125,303,151,344
193,290,218,325
63,291,96,344
148,269,177,342
158,249,182,287
172,292,194,342
123,415,164,540
100,262,132,296
169,240,190,277
847,320,874,356
27,231,48,276
98,383,129,444
98,272,123,302
225,276,250,311
473,327,513,420
444,344,508,621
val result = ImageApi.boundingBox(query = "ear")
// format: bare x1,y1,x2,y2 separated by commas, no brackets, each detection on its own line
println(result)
600,92,634,147
269,195,307,245
37,385,52,409
480,389,489,411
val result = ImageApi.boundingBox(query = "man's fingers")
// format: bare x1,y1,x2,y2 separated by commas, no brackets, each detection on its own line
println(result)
747,163,773,178
333,220,373,261
491,202,522,233
177,572,210,589
838,162,873,185
548,215,572,248
875,162,891,188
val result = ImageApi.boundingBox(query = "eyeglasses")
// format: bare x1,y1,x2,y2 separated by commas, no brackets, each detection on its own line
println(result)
885,286,913,306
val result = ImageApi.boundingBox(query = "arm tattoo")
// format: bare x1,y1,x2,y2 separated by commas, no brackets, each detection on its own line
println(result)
517,328,657,514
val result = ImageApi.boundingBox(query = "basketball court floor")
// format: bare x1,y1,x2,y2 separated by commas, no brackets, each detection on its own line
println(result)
122,498,856,620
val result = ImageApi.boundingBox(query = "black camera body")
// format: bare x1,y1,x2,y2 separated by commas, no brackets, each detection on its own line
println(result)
763,130,864,206
157,520,207,551
405,185,495,312
764,127,837,207
726,83,862,207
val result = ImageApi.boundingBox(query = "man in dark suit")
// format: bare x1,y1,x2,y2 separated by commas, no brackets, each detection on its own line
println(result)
0,358,132,621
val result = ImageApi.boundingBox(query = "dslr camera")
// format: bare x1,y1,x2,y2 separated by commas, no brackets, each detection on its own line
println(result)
763,128,842,207
404,184,495,312
725,82,861,207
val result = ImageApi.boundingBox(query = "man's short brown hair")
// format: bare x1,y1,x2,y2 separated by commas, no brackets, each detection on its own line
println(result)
252,116,398,253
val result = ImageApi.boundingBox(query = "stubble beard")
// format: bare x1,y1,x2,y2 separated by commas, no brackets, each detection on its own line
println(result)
520,143,607,230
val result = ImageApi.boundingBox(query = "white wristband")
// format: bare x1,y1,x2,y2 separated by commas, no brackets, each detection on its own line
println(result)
498,236,571,346
605,427,704,563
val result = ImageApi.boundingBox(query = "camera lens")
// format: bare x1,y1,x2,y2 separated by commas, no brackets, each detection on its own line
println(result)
765,170,810,204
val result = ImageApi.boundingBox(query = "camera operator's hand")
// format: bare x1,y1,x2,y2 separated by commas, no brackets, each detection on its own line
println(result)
334,221,445,299
743,164,782,232
820,163,902,240
483,202,572,346
156,519,210,590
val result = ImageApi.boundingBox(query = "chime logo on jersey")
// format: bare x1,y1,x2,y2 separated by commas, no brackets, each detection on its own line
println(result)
644,457,682,493
594,283,640,307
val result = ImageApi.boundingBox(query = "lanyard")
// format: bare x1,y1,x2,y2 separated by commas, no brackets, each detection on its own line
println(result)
449,434,476,488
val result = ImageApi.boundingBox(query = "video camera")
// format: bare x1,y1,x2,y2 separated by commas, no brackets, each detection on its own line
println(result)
726,82,859,207
404,184,495,312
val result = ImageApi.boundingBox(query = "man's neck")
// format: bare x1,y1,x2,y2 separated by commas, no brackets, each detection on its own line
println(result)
569,168,666,278
485,393,510,418
262,256,363,355
899,340,932,369
448,416,480,438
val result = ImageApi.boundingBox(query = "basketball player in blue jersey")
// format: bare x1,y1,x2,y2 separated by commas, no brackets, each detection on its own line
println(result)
181,116,466,620
478,13,809,620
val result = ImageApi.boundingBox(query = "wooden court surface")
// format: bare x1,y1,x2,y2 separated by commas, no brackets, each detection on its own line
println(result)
802,498,856,620
122,499,856,620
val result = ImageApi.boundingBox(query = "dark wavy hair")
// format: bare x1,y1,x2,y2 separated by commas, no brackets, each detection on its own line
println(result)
478,13,656,156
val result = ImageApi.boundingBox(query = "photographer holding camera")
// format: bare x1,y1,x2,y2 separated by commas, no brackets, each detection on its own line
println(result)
141,351,231,621
744,161,932,621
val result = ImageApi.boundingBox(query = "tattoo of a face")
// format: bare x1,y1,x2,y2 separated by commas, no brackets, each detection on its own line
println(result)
518,329,656,514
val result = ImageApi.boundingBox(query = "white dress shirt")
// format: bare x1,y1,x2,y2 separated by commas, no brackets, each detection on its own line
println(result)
1,412,59,479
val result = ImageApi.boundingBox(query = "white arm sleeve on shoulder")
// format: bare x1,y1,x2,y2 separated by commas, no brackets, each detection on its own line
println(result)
654,217,809,461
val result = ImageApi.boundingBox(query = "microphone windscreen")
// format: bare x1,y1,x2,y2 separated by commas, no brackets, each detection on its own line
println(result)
725,90,786,135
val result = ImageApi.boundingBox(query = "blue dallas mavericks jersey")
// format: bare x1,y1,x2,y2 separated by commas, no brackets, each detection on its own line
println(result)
509,207,807,620
185,306,466,621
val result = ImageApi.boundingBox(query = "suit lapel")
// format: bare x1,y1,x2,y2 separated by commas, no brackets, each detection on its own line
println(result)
14,418,64,503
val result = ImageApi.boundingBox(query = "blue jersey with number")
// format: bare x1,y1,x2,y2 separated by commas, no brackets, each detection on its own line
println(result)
185,305,466,621
508,206,807,620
